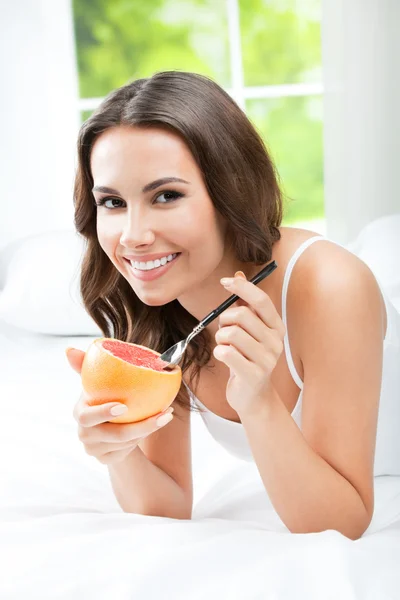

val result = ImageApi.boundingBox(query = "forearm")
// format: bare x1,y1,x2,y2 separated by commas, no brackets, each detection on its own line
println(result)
107,446,192,520
239,386,370,540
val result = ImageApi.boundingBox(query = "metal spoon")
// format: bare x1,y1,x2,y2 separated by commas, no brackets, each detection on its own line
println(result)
159,260,278,371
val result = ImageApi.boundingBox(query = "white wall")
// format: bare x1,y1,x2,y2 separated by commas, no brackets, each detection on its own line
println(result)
322,0,400,245
0,0,80,253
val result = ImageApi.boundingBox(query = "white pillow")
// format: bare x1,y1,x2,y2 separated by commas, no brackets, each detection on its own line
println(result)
0,237,25,291
0,230,102,335
345,213,400,313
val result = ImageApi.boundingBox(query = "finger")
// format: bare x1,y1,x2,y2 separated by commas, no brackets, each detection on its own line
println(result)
97,447,138,465
76,401,130,428
221,276,283,333
215,324,261,363
65,347,85,374
96,410,174,443
218,305,264,344
79,407,174,443
218,307,284,358
213,343,252,378
84,438,141,456
76,398,172,428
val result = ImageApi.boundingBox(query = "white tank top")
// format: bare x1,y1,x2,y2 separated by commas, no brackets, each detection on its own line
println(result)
183,236,400,476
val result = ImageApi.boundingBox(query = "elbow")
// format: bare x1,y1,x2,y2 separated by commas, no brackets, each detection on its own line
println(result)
289,524,368,541
124,502,193,520
346,513,373,540
139,507,193,520
288,510,372,541
345,506,374,540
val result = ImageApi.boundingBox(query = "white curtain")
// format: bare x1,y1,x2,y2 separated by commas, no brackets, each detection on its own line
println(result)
0,0,80,253
322,0,400,245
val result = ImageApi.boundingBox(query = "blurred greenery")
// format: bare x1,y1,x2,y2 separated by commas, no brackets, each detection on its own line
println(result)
73,0,323,223
239,0,321,86
80,110,94,122
73,0,231,97
246,95,324,223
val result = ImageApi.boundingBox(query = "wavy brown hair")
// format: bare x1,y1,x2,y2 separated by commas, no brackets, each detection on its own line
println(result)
73,70,284,417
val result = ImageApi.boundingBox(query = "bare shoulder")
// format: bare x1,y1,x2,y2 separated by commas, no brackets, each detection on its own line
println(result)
281,226,384,307
279,225,387,353
291,228,374,302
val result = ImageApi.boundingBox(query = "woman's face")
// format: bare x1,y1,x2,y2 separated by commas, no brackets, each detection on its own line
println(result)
91,125,230,307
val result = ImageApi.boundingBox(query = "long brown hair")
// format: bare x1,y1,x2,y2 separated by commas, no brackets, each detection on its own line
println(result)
73,70,284,416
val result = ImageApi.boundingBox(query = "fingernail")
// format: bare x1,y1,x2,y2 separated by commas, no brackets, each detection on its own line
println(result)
156,413,173,427
220,277,234,286
110,404,128,416
234,271,246,279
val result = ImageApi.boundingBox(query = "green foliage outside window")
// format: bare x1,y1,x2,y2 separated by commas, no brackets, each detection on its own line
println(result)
247,96,324,223
73,0,323,224
239,0,321,86
73,0,231,96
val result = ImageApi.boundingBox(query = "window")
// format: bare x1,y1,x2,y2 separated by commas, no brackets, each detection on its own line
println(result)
73,0,324,229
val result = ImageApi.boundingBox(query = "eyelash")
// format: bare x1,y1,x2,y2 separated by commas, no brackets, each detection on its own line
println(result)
94,190,184,209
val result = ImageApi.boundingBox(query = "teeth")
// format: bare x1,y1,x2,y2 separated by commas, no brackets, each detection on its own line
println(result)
130,253,178,271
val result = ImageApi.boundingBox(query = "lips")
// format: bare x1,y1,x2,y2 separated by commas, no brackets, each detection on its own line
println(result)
123,251,180,262
124,252,182,282
124,253,180,270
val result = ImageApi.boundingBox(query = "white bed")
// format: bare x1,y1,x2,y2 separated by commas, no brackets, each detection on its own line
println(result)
0,216,400,599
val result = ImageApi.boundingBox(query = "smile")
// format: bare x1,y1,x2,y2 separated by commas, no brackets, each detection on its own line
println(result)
124,253,181,282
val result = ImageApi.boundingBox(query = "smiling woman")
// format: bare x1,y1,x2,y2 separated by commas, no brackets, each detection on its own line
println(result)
70,70,400,537
73,70,284,416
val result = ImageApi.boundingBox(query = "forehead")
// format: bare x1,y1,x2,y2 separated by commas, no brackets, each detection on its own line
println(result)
90,125,194,177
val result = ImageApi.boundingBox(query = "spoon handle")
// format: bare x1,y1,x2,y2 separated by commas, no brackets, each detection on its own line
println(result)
199,260,277,329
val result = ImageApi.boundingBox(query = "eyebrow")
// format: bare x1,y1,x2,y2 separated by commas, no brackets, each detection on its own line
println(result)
92,177,190,195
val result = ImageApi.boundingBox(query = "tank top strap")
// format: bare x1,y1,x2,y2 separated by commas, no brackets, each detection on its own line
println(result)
282,235,326,390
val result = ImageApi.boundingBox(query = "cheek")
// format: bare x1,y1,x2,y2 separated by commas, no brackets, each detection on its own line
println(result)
167,208,201,249
179,201,222,245
96,220,119,258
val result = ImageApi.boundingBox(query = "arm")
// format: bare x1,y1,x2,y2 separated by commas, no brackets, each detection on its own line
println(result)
240,385,371,539
236,246,384,539
68,347,193,520
108,399,193,520
108,444,192,520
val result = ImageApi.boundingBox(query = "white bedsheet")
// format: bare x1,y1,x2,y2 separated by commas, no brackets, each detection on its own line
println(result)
1,319,400,599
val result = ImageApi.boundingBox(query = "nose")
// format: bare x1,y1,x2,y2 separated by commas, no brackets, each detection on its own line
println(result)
119,207,156,247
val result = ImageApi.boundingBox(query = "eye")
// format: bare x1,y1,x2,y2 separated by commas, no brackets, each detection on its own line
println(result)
94,190,183,209
94,197,123,209
154,190,184,204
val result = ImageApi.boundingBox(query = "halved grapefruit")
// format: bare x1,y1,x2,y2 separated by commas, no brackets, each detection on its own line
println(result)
80,338,182,423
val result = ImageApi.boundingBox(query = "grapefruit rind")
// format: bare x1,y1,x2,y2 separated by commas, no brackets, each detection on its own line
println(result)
81,338,182,423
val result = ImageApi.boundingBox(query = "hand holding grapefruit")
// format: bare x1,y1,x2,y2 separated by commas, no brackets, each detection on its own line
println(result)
70,386,174,465
77,338,181,423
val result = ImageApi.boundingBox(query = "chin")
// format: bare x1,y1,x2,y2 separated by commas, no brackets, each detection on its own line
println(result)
135,291,176,308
